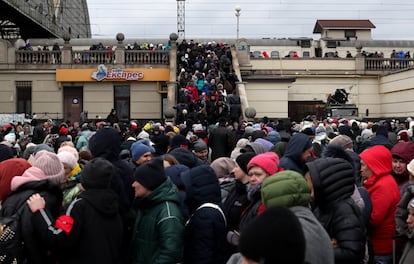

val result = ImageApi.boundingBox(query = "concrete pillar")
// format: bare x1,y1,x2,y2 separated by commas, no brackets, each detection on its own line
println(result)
167,33,178,112
62,33,72,65
115,33,125,65
355,41,365,74
231,46,248,120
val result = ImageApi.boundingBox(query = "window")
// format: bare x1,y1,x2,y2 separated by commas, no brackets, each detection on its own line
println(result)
251,51,263,58
16,81,32,114
345,30,356,38
114,85,130,121
326,41,337,48
303,51,310,57
270,51,279,58
300,40,311,48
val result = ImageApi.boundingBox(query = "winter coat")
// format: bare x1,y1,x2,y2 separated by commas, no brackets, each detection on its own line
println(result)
181,165,227,264
396,185,414,264
208,125,234,161
361,145,400,255
306,158,366,264
396,185,414,236
238,184,263,233
88,127,135,214
31,189,123,264
400,237,414,264
0,180,63,264
222,180,249,232
279,133,313,175
261,170,335,264
130,178,184,264
165,164,190,220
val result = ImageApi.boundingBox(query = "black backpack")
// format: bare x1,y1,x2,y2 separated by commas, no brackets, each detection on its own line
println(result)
0,203,27,264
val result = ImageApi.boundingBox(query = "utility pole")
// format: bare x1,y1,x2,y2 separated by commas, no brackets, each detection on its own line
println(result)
177,0,185,40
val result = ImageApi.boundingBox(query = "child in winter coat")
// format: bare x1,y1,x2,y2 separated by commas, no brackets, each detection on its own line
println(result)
26,158,123,264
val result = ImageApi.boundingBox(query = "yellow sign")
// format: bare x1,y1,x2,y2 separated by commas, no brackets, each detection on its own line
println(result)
56,66,169,82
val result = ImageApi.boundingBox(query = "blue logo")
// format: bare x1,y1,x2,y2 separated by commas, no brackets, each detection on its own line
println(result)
91,64,108,81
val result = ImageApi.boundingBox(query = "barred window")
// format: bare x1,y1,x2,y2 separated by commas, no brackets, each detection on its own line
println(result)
16,81,32,114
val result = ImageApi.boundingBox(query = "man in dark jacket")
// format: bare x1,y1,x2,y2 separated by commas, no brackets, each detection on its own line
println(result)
208,118,234,162
182,165,228,264
130,159,184,263
279,132,314,175
26,158,123,264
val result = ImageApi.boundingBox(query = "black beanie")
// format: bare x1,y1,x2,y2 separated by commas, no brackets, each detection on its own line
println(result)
0,144,13,162
239,206,306,264
235,152,256,175
80,157,113,189
134,159,166,191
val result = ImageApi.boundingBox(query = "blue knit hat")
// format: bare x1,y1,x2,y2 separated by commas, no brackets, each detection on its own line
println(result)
131,139,154,162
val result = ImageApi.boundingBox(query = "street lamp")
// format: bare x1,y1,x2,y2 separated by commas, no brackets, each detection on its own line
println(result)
235,5,241,39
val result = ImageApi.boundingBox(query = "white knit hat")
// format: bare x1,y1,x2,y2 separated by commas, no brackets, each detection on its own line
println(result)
57,151,77,170
58,145,79,161
32,150,65,185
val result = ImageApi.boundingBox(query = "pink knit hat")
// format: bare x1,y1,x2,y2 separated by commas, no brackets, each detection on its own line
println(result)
32,150,65,185
247,152,280,176
11,167,47,191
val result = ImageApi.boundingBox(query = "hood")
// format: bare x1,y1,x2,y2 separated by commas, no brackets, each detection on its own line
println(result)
261,170,311,208
79,189,119,215
283,133,312,162
181,165,221,212
165,164,189,190
169,148,203,168
306,157,355,207
88,127,121,161
360,145,392,177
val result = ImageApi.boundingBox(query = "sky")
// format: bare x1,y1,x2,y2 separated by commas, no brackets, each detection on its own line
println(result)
86,0,414,40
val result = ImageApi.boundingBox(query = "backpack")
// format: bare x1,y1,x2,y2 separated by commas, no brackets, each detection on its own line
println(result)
0,203,27,264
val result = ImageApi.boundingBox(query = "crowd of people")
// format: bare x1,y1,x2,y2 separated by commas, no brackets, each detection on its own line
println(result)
1,113,414,263
3,39,414,264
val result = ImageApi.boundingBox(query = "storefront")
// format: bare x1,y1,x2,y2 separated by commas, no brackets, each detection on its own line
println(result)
55,65,169,123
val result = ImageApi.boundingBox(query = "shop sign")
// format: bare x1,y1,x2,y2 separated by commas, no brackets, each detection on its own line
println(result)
91,64,144,81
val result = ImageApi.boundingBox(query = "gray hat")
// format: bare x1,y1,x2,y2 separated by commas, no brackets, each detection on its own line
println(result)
193,139,207,153
329,135,353,149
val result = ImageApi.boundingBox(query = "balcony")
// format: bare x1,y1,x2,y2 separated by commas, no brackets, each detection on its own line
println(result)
12,48,169,69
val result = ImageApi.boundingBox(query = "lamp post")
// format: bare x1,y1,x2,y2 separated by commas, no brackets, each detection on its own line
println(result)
235,5,241,39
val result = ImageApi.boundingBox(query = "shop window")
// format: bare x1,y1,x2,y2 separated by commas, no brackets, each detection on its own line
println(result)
16,81,32,114
114,85,130,121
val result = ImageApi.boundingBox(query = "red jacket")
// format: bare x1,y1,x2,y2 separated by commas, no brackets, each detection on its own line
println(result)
361,145,400,255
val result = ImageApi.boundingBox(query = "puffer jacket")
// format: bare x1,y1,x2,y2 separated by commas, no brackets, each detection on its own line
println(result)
306,157,366,264
0,180,63,264
130,178,184,264
360,145,400,255
181,165,227,264
261,170,335,264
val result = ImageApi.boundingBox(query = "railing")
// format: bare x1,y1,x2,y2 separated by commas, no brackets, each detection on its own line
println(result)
15,50,62,64
125,50,168,65
73,50,115,64
15,49,170,66
365,58,414,70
